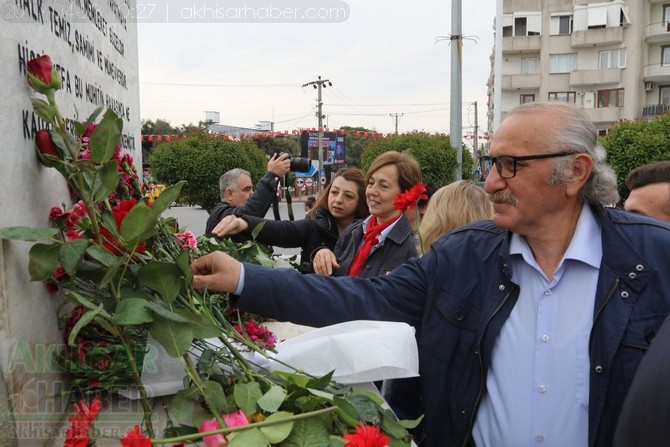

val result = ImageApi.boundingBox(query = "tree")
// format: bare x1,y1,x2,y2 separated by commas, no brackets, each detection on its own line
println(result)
360,132,474,187
148,130,267,212
600,115,670,202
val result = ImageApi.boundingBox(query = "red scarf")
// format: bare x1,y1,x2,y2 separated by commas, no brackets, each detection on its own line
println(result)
348,215,400,276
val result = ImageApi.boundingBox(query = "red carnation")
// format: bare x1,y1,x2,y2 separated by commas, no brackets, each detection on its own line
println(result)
120,425,152,447
343,423,390,447
393,182,428,212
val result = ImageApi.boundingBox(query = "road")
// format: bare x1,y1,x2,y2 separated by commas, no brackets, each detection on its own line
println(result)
163,198,309,257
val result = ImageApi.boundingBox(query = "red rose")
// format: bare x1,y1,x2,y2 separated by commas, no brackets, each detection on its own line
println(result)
35,129,61,166
26,55,62,93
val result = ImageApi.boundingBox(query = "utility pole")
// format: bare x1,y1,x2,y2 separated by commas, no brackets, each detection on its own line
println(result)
473,101,479,169
390,113,404,135
302,76,332,191
451,0,463,180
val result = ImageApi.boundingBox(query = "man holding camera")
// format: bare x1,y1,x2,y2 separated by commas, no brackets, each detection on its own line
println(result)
205,153,291,235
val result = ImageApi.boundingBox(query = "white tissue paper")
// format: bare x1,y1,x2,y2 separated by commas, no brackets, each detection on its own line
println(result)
120,320,419,398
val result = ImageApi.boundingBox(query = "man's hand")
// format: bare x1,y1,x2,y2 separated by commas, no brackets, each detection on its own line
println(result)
312,248,340,276
211,215,249,237
191,252,242,294
267,153,291,177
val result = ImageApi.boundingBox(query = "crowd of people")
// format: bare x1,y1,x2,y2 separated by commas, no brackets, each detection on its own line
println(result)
199,102,670,447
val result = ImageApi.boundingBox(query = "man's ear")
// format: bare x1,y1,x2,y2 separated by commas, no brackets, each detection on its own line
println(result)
567,153,593,197
224,188,235,201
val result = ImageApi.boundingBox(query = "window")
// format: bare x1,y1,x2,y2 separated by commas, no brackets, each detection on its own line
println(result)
599,49,626,69
502,13,541,37
597,89,624,108
550,15,573,35
660,86,670,105
550,54,577,73
665,5,670,24
548,92,577,103
520,94,535,104
521,58,538,75
663,46,670,66
587,5,607,29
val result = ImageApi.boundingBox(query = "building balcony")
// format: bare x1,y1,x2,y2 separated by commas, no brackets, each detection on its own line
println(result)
642,104,670,118
644,64,670,83
570,68,621,87
649,0,666,4
583,107,622,124
646,22,670,44
501,73,541,90
502,35,542,54
571,27,624,48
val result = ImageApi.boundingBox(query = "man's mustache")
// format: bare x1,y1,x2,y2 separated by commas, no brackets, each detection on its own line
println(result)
489,191,518,206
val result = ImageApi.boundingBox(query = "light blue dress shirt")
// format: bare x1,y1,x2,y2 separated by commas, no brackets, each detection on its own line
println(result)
473,204,602,447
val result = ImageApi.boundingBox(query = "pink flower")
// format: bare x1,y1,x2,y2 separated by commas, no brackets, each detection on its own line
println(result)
223,410,249,428
176,231,198,250
120,425,151,447
199,418,228,447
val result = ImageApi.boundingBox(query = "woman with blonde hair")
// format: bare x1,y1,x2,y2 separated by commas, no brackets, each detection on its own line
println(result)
418,180,494,252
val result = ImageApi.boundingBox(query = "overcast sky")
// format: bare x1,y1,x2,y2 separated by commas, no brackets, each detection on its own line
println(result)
137,0,496,136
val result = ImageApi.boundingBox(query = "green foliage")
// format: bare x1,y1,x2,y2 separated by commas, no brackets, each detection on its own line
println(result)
149,130,268,212
600,115,670,201
360,132,474,187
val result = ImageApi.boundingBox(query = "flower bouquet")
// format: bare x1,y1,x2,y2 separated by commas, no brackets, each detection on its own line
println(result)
0,55,419,446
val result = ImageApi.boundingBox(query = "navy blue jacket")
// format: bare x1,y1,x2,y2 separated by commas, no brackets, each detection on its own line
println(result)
239,208,343,272
205,172,279,235
236,206,670,447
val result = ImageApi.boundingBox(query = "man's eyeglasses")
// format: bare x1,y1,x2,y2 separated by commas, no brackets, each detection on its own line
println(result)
480,152,575,179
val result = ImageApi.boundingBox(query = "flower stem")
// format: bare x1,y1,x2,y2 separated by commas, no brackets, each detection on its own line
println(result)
152,406,339,445
118,330,155,438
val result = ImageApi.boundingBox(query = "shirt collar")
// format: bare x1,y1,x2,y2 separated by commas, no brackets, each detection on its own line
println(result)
510,203,602,269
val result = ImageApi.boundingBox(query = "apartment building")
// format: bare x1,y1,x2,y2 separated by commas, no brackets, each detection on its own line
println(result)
489,0,670,135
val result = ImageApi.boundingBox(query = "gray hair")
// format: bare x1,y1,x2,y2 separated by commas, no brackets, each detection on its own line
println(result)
507,102,619,206
219,168,250,200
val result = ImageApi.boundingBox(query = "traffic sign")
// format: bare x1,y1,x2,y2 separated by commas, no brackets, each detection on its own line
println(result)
294,178,305,188
304,177,314,187
320,176,327,185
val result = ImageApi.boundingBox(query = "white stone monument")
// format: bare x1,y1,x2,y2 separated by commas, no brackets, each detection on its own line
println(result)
0,2,140,445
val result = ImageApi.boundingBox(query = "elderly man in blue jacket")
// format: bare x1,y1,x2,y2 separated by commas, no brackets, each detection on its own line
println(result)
191,102,670,447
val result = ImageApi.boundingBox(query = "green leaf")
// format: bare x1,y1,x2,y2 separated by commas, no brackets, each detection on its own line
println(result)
332,396,359,427
59,239,90,277
171,389,196,423
228,427,267,447
257,385,287,413
348,394,381,424
380,409,412,441
86,243,119,268
92,160,121,204
0,226,58,241
179,310,222,339
89,109,123,164
233,381,262,416
67,305,104,345
151,181,186,216
28,243,60,281
30,98,56,125
120,201,159,247
149,316,193,357
280,417,332,447
176,249,192,283
137,261,181,303
81,106,105,135
144,302,191,323
259,411,294,444
112,298,154,325
201,380,228,412
306,371,334,391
